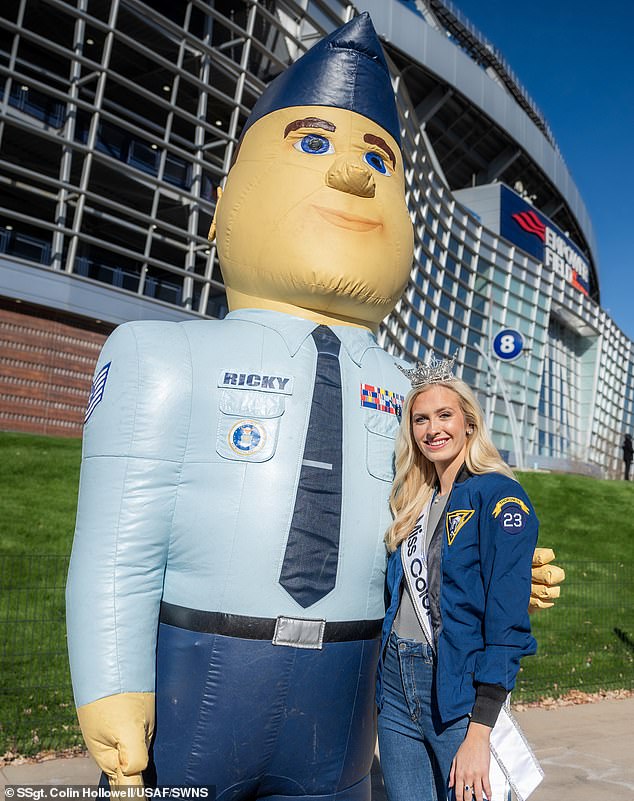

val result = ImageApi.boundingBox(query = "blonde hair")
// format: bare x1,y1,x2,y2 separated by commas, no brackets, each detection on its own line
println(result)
385,379,515,552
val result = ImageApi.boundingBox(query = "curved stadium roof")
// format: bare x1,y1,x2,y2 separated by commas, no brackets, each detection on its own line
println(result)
360,0,600,300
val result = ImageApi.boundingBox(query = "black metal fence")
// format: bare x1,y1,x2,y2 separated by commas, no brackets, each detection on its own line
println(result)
0,555,81,757
515,560,634,701
1,557,632,756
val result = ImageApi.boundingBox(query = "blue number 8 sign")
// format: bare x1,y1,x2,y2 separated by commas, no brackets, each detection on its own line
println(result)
493,329,523,361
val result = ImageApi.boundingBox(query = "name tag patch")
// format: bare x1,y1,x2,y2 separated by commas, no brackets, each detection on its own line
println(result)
219,369,293,394
84,361,111,423
360,384,403,416
492,496,530,534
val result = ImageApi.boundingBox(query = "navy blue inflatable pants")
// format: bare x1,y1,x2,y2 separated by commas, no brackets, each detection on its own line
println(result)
145,622,380,801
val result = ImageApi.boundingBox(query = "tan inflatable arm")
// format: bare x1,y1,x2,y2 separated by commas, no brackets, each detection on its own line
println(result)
77,692,155,787
529,548,565,613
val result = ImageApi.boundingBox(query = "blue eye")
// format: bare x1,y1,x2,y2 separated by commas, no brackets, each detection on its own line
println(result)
294,134,334,155
363,151,390,174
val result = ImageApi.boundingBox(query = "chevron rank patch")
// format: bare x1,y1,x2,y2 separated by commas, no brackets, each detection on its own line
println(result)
84,361,111,423
492,496,530,534
446,509,474,545
360,384,404,416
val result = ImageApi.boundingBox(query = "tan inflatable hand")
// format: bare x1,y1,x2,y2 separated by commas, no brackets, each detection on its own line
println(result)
529,548,565,613
77,692,155,788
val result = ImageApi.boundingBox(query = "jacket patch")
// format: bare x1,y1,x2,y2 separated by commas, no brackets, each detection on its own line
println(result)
446,510,474,545
492,497,530,534
492,496,529,517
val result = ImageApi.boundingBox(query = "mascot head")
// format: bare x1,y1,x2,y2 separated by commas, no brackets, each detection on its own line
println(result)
211,13,414,331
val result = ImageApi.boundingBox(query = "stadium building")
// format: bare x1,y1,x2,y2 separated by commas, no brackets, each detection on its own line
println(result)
1,0,632,477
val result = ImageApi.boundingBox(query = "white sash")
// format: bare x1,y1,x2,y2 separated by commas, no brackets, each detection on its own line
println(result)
401,499,435,648
400,502,544,801
489,704,544,801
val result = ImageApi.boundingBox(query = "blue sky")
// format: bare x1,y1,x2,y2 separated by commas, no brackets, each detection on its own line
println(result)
455,0,634,341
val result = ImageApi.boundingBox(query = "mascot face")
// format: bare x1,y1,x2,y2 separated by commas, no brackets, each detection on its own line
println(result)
215,105,414,328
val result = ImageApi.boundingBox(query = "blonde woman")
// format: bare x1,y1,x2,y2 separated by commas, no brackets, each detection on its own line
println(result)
376,356,538,801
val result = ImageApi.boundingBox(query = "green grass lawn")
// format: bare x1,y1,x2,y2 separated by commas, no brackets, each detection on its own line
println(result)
0,433,632,756
518,470,634,562
515,471,634,701
0,432,82,757
1,432,81,553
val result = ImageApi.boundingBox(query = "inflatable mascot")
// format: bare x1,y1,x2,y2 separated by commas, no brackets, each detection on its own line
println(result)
66,13,563,799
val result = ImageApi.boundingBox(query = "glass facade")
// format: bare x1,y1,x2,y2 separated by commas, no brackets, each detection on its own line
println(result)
0,0,632,477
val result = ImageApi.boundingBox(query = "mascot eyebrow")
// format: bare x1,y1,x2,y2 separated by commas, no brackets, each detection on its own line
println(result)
363,133,396,169
284,117,337,137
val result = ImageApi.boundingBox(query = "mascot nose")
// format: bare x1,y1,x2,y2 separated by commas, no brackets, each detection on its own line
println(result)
325,157,376,198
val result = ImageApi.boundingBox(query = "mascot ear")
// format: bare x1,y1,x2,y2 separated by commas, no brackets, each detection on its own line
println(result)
207,186,223,242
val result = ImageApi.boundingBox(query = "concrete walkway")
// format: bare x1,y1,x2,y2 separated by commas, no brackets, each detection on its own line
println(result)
1,698,633,800
512,698,634,801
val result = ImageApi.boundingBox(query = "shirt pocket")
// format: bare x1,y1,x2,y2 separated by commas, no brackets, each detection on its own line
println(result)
216,389,285,463
364,410,399,482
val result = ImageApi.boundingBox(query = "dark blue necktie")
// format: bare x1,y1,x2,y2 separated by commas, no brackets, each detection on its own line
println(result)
279,326,343,608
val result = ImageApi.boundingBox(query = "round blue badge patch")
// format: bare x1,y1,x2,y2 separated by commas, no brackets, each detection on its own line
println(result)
229,420,266,455
498,504,527,534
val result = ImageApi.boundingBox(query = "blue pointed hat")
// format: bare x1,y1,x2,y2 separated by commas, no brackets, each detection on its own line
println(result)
241,12,400,145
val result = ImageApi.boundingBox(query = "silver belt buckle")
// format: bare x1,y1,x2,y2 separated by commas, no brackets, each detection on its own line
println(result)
273,616,326,649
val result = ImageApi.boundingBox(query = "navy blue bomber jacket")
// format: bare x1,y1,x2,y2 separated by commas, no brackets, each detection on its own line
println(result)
376,468,538,724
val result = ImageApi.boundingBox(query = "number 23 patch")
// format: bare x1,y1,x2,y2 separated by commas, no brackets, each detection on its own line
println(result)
492,496,530,534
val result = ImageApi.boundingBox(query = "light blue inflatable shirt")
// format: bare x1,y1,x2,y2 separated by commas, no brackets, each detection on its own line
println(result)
66,309,410,707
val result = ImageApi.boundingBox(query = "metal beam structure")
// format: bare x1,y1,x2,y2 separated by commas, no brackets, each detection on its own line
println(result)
0,0,632,477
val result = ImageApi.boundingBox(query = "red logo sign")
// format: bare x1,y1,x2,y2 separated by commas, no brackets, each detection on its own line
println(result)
512,211,546,241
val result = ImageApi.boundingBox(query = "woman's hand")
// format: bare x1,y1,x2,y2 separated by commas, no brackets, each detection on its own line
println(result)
449,721,492,801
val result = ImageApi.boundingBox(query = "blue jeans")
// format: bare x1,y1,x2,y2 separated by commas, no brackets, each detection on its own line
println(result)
377,632,469,801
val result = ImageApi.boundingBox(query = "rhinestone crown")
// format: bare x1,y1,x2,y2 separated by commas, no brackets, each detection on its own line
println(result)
397,352,457,389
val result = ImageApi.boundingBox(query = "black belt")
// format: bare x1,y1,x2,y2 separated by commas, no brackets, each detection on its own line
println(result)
160,601,382,642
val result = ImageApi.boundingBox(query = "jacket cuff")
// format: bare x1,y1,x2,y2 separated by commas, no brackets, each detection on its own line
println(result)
471,683,507,728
